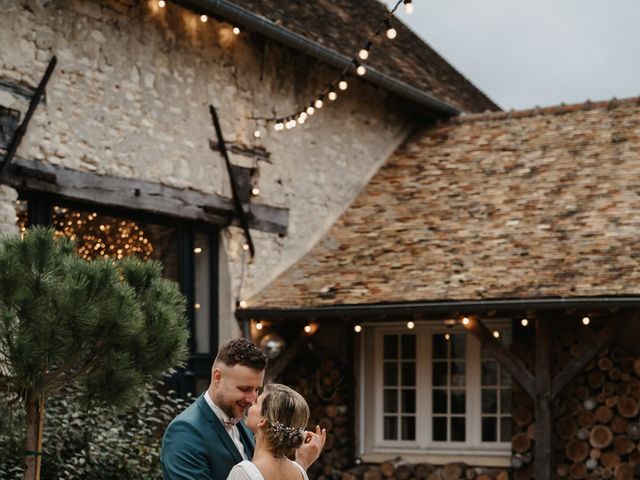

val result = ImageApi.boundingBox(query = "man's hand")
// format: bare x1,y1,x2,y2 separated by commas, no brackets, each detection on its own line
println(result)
295,425,327,470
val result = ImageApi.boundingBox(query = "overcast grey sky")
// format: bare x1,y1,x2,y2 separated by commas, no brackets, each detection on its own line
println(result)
383,0,640,110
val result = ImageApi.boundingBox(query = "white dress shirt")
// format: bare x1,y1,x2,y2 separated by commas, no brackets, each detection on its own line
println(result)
205,391,249,460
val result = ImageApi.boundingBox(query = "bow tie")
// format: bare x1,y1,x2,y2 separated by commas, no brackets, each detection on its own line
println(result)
223,417,242,428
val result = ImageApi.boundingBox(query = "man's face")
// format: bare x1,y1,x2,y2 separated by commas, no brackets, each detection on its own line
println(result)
212,364,264,419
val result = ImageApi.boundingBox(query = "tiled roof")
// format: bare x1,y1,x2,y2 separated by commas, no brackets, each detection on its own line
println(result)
250,97,640,308
228,0,498,113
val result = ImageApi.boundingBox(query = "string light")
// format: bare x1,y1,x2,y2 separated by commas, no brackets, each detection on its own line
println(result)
493,330,500,338
194,247,202,254
403,0,414,14
304,324,312,333
195,303,201,309
407,321,415,329
461,316,470,326
251,187,260,196
582,316,591,325
445,333,450,340
253,129,261,138
238,300,248,309
521,318,529,327
155,0,414,133
256,321,263,330
354,324,362,333
385,20,397,39
242,243,250,251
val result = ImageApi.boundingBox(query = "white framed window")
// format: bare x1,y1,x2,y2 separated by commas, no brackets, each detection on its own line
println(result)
360,321,512,465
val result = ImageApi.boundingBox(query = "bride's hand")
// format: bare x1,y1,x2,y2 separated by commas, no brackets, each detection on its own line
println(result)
295,425,327,470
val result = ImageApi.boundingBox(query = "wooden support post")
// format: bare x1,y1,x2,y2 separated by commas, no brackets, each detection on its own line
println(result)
465,317,535,400
535,316,553,480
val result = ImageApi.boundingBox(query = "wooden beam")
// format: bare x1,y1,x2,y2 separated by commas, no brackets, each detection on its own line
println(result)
3,158,288,235
551,315,630,400
465,317,536,400
209,139,271,162
535,316,553,480
265,324,319,383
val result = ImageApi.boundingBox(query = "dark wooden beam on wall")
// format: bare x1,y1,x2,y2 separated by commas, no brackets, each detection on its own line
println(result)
3,158,288,234
465,317,536,399
535,316,553,480
551,315,630,400
265,325,319,383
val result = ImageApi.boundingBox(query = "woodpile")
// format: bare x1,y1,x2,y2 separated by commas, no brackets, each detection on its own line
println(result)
282,353,352,480
341,460,510,480
511,328,640,480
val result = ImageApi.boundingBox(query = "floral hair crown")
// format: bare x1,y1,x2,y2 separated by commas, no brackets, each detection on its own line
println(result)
266,420,305,439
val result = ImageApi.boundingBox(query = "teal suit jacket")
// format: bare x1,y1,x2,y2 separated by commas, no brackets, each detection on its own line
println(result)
161,395,255,480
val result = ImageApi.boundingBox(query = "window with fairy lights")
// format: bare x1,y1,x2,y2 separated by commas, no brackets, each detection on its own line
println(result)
359,321,512,464
15,196,219,395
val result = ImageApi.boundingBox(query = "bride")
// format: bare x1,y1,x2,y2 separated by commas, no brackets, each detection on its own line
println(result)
227,383,320,480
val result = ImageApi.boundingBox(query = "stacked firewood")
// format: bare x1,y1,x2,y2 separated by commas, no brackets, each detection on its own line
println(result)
341,460,510,480
511,327,640,480
282,354,352,480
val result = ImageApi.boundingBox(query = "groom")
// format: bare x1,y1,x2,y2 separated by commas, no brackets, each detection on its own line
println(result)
161,337,325,479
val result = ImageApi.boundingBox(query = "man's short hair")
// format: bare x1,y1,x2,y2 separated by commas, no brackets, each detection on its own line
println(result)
214,337,267,371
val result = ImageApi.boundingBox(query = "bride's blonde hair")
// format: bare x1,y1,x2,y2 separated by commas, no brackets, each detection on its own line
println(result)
260,383,310,458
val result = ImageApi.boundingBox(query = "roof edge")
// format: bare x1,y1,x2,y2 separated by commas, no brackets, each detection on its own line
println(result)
174,0,461,116
237,296,640,320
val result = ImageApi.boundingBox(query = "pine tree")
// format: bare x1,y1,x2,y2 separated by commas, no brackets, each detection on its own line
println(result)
0,227,189,480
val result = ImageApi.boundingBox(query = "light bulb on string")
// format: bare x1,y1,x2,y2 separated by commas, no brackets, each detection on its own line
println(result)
297,115,306,125
256,321,263,330
461,316,470,326
407,321,415,329
253,129,261,138
232,27,241,35
315,97,324,109
306,105,315,115
582,316,590,325
328,87,338,101
521,318,529,327
403,0,414,14
251,187,260,196
200,14,208,23
354,324,362,333
385,20,397,39
356,63,366,76
299,112,308,121
493,330,500,338
304,324,312,334
274,120,284,131
358,42,372,60
158,0,166,7
338,76,348,91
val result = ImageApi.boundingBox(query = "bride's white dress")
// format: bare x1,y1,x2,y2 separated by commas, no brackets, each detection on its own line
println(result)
226,460,309,480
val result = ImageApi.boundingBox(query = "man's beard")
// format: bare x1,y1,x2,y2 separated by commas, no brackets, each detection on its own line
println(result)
214,391,244,419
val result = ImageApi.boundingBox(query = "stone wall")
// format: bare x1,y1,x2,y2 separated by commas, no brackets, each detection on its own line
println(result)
0,0,413,336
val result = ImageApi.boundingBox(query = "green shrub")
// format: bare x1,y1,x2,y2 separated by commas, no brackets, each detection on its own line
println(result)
0,380,192,479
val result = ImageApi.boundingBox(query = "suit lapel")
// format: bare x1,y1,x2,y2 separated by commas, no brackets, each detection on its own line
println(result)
196,395,244,464
237,422,255,459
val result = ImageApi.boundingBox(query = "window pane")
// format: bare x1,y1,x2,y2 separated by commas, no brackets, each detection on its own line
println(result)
451,361,466,386
401,335,416,359
482,361,498,386
401,362,416,386
433,417,447,441
402,390,416,413
451,390,466,414
384,335,398,359
500,416,511,442
450,334,466,359
51,206,178,279
432,334,447,359
482,416,497,441
384,362,398,386
433,389,447,414
384,390,397,413
482,389,498,414
500,365,512,385
432,362,448,386
500,389,512,413
193,231,211,354
451,417,466,441
384,416,398,440
401,417,416,441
